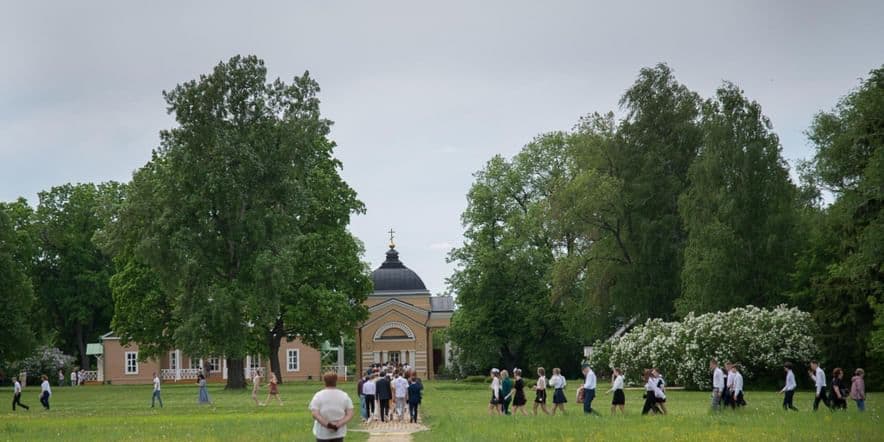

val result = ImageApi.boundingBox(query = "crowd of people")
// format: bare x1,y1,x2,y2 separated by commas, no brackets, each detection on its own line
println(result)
486,359,868,417
356,362,424,424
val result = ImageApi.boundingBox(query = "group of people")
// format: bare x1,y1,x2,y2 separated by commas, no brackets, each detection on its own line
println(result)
357,365,424,424
486,359,870,417
58,368,89,387
10,374,53,411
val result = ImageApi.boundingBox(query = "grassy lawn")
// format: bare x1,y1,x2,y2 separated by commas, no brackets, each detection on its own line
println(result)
1,381,880,441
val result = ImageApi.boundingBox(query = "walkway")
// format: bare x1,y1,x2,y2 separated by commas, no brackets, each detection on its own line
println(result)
358,420,427,442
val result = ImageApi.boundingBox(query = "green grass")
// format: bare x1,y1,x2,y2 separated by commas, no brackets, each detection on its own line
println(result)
1,381,880,441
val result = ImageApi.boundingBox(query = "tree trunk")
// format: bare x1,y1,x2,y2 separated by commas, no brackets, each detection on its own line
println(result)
267,323,284,384
75,323,88,369
225,358,246,389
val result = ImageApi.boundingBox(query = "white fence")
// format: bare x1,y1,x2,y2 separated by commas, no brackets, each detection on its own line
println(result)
81,370,98,382
160,368,201,381
245,367,265,379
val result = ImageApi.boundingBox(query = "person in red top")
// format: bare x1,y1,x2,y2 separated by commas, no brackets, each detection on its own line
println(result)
262,372,283,406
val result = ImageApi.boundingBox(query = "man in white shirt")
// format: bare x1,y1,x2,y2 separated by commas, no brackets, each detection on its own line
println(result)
151,372,163,408
392,373,409,421
12,376,29,411
809,360,830,411
70,371,77,387
731,365,745,408
779,362,798,411
710,359,724,411
579,364,599,415
39,375,52,409
724,362,736,407
310,372,354,442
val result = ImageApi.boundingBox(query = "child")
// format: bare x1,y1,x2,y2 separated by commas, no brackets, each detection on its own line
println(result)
39,375,51,410
831,368,847,410
652,368,668,414
197,373,211,404
850,368,866,412
152,372,163,408
607,368,625,414
251,371,262,406
362,373,377,421
406,376,423,423
641,369,661,415
779,362,798,411
809,360,830,411
532,367,550,415
550,367,567,415
489,368,502,415
500,369,514,415
511,368,528,416
12,376,29,411
263,372,283,406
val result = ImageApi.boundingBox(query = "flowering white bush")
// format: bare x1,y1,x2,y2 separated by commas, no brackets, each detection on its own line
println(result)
593,305,818,389
15,346,76,384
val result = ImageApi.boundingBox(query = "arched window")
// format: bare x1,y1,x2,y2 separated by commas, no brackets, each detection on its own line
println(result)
373,321,416,341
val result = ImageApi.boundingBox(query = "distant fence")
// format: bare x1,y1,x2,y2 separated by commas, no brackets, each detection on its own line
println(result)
160,368,201,381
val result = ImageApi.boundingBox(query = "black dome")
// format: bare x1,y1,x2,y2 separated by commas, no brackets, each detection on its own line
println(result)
371,247,427,292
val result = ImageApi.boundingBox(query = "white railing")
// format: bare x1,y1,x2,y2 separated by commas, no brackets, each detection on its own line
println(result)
160,368,201,381
81,371,98,382
245,367,265,379
321,365,348,381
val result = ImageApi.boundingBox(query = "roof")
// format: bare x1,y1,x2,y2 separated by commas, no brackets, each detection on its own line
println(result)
371,246,429,293
430,295,454,312
86,343,103,356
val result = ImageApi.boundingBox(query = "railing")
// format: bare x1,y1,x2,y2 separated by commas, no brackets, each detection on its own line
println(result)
245,367,265,379
81,370,98,382
321,365,348,381
160,368,201,381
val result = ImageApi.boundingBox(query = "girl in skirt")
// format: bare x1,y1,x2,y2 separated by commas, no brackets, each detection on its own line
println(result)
641,369,662,415
488,368,502,415
607,368,626,414
550,368,568,415
512,368,528,415
652,368,667,414
533,367,550,415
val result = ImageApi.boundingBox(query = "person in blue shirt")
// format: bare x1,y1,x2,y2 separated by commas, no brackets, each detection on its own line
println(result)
406,376,423,423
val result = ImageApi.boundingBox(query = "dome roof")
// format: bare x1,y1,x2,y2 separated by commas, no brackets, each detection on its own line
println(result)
371,246,428,293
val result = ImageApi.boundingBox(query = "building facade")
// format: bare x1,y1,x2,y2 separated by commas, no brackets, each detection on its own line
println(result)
98,333,322,384
356,243,453,379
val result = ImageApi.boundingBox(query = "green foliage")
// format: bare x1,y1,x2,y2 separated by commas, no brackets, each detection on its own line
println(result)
32,183,118,368
101,55,370,387
0,202,36,363
677,83,800,315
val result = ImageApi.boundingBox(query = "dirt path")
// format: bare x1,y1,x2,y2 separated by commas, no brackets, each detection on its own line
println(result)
358,420,427,442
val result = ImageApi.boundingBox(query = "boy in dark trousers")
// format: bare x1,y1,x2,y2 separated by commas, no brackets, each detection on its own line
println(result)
375,373,393,422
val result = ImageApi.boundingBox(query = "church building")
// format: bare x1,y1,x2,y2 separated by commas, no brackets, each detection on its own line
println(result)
356,239,453,379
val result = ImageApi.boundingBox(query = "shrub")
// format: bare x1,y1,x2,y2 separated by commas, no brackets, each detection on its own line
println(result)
592,305,818,389
14,346,76,385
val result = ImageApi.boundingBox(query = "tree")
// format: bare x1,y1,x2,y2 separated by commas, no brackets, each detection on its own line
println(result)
802,66,884,384
107,55,369,388
0,201,36,363
551,64,702,329
32,183,117,369
676,83,800,315
448,133,581,375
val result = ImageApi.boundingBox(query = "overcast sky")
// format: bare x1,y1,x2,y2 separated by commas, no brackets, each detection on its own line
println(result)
2,0,882,294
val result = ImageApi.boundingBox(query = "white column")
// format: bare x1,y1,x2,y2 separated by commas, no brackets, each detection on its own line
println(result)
222,358,228,380
175,350,182,381
444,342,452,368
199,358,204,375
373,352,380,363
97,356,104,382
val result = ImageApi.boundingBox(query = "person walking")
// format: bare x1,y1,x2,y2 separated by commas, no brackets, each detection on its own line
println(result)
375,371,393,422
39,375,51,410
850,368,866,412
724,362,735,408
197,373,211,405
406,375,423,424
809,361,830,411
532,367,550,415
500,370,514,416
393,371,409,421
730,365,745,408
356,373,367,420
579,364,599,415
362,374,377,421
710,359,724,411
641,369,662,415
251,371,262,406
70,370,77,388
511,368,528,416
831,368,847,410
57,370,65,388
779,362,798,411
151,372,163,408
488,368,502,416
263,372,283,406
607,368,626,414
12,376,29,411
550,368,567,415
309,372,355,442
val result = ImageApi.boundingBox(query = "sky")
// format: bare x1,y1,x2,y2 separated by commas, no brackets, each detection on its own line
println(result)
2,0,882,295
